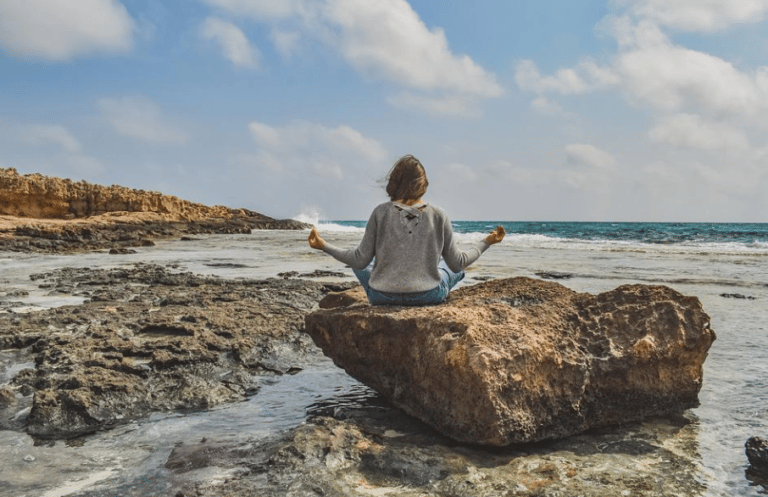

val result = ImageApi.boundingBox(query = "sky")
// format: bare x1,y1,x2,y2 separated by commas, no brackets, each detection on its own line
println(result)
1,0,768,222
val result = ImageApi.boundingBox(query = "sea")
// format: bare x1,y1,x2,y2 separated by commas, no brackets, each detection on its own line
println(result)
1,218,767,496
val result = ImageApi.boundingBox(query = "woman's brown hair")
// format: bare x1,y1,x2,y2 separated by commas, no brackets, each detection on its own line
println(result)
385,155,429,202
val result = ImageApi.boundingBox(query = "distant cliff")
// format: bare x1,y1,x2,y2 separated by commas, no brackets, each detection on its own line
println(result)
0,168,308,253
0,167,253,221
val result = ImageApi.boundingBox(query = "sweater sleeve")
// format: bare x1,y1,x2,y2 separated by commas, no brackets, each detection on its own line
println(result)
320,211,377,270
441,217,490,273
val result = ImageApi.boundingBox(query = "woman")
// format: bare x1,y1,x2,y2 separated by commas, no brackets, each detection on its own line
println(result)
308,155,505,305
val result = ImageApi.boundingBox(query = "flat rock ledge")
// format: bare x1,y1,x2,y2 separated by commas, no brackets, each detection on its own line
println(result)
305,277,716,446
0,264,351,439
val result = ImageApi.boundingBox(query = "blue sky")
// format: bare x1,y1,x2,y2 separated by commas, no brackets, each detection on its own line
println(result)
2,0,768,222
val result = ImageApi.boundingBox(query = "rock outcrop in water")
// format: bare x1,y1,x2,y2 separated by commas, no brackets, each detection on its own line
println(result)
747,437,768,478
0,167,307,253
0,264,352,438
305,277,716,446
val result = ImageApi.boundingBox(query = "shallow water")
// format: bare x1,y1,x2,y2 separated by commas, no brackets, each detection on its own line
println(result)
1,228,767,496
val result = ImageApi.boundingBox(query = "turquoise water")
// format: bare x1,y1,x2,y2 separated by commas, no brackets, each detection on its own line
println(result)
329,220,768,247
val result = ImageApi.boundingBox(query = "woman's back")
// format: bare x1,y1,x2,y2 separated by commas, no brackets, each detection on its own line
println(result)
307,154,504,305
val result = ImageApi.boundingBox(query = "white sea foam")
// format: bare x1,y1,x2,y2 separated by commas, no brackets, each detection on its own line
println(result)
292,207,365,233
316,222,365,233
292,206,324,226
452,231,768,257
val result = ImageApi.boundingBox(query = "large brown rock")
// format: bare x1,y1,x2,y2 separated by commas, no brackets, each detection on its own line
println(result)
304,277,715,446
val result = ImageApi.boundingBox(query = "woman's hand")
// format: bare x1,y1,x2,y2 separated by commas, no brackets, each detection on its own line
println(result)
308,227,326,249
484,225,505,245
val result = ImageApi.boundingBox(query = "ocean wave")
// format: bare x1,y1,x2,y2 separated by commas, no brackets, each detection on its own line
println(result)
453,231,768,256
292,208,366,233
314,222,366,233
291,207,324,226
294,216,768,256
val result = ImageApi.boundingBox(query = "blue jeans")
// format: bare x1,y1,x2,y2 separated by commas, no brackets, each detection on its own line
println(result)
353,260,465,306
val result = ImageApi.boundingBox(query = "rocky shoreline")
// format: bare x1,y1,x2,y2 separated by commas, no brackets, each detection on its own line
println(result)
1,260,767,495
0,167,308,253
0,212,308,253
0,263,708,496
1,169,765,496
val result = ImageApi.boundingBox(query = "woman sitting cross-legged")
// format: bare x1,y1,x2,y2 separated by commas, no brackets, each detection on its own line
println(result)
308,154,505,306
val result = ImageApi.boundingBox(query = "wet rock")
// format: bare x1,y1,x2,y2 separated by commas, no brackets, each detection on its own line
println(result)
165,396,705,497
534,271,574,279
720,293,756,300
0,386,17,406
747,437,768,477
109,247,137,254
276,271,299,279
0,264,353,438
299,269,348,278
305,277,715,445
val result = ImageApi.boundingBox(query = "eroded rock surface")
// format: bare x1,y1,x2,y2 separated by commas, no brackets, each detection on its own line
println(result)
305,277,715,446
0,264,351,438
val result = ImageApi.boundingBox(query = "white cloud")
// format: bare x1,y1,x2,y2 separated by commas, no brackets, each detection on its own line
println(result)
20,125,82,152
565,144,616,169
202,0,306,21
613,20,768,116
386,92,480,117
516,61,591,95
201,0,502,113
271,28,301,58
530,96,568,115
325,0,502,98
0,0,134,61
99,96,188,145
515,59,619,95
518,17,768,120
200,17,259,68
616,0,768,32
649,114,750,152
247,119,387,180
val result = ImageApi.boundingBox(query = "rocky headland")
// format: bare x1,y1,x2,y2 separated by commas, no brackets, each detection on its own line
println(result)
0,167,307,253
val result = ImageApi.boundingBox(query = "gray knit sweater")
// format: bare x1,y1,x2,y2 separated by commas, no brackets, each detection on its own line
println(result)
322,201,489,293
